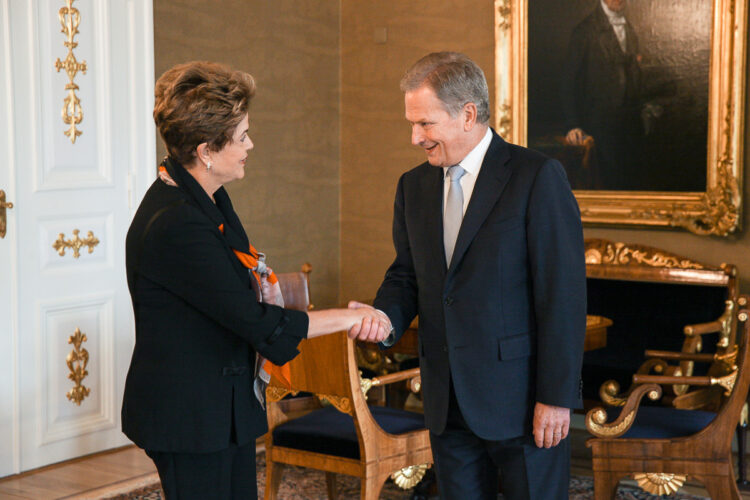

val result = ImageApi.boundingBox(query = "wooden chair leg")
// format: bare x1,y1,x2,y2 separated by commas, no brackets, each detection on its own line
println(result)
325,472,338,500
264,460,284,500
702,475,741,500
592,471,620,500
360,474,387,500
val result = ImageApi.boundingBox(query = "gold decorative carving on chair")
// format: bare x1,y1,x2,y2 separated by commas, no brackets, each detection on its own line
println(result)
391,463,431,489
633,473,687,496
315,394,353,416
584,240,704,269
585,298,750,499
66,327,90,405
54,0,87,143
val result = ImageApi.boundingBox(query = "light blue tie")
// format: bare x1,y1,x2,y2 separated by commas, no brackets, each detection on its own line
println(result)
444,165,466,266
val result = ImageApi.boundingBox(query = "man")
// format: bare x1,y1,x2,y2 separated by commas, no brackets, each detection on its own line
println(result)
352,52,586,499
561,0,644,190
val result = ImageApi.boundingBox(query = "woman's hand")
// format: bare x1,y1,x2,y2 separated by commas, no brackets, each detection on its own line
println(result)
346,302,392,343
305,306,391,342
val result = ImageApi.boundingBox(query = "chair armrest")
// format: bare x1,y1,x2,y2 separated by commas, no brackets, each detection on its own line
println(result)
683,300,735,350
644,350,718,363
360,368,421,398
633,370,738,395
586,383,662,438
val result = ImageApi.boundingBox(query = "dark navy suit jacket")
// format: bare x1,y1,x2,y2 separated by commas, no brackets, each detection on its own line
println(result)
374,130,587,440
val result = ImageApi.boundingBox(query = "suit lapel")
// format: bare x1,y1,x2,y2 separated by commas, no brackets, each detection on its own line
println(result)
447,132,511,275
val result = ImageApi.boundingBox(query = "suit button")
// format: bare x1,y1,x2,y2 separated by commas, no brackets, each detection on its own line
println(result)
442,345,448,352
444,297,453,306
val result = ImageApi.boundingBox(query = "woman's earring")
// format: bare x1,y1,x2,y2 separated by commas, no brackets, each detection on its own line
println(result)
206,161,212,171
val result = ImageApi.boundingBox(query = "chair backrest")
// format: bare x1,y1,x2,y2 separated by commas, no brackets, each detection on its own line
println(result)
582,238,738,401
281,331,357,400
276,265,312,312
693,297,750,452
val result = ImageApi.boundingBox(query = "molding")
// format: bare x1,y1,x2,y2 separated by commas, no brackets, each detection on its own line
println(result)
38,211,114,273
1,0,20,477
36,293,117,446
34,0,113,191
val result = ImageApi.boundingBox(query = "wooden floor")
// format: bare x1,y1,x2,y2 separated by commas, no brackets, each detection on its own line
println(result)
1,432,750,499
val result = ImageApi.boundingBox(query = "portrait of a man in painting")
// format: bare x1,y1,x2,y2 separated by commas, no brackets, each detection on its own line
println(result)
527,0,711,192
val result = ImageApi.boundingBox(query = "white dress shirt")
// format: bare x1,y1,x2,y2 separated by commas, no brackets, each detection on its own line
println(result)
442,127,493,218
601,0,627,53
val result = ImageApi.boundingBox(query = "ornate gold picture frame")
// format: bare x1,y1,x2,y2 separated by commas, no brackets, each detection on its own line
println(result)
494,0,747,236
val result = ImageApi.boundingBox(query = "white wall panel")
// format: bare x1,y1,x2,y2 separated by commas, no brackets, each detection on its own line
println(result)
37,294,116,446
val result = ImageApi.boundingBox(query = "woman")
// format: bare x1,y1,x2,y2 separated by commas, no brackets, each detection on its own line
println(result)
122,61,388,499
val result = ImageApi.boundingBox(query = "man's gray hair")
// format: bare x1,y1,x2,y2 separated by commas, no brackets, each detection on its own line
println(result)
400,52,490,124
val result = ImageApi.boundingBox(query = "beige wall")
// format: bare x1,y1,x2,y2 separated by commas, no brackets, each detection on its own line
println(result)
340,3,750,299
153,0,341,307
153,1,750,308
340,0,496,303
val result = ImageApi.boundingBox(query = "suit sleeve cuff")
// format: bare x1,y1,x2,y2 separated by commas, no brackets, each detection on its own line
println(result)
256,308,309,365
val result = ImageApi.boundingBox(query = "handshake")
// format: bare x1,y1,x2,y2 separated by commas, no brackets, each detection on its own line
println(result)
346,301,393,343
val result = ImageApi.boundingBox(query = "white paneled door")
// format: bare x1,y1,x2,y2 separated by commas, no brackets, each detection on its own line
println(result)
0,0,155,476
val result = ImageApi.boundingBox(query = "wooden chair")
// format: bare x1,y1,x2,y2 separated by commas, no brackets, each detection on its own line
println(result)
265,275,432,500
582,239,739,408
276,262,314,312
585,295,750,499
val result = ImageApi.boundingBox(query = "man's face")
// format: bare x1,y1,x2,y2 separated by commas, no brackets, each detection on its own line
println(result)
603,0,626,12
405,85,470,168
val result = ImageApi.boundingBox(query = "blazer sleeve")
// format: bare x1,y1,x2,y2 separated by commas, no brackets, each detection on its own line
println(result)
526,160,587,409
373,173,418,345
136,203,308,366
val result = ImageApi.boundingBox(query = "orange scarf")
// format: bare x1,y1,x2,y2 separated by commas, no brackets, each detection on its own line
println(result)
158,166,291,388
217,224,291,388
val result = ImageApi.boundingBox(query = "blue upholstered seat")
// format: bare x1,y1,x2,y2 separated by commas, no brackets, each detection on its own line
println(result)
272,405,425,459
606,405,716,439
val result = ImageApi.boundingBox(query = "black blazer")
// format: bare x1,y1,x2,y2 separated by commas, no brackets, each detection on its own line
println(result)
561,2,642,133
374,131,587,441
122,158,308,453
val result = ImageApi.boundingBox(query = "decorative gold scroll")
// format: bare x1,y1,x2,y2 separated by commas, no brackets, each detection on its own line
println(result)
391,463,431,489
54,0,87,144
316,394,353,415
633,472,687,495
584,240,705,269
52,229,99,258
494,0,747,236
66,327,90,405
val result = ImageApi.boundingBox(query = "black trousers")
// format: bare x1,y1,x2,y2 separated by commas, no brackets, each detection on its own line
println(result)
429,383,570,500
145,441,257,500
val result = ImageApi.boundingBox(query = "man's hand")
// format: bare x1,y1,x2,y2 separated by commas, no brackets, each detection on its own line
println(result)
565,128,587,146
346,301,392,343
533,402,570,448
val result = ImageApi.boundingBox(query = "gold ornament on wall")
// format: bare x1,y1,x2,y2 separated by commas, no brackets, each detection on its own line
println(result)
66,327,90,405
52,229,99,258
54,0,87,144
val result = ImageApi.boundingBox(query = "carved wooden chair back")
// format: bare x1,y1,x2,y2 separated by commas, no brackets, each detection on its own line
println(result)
583,238,739,411
276,262,313,312
585,295,750,499
264,279,431,500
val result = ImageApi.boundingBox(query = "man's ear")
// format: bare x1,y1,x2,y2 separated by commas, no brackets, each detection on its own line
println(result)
463,102,478,131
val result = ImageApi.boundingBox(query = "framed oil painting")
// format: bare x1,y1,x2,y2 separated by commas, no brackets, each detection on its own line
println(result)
494,0,747,235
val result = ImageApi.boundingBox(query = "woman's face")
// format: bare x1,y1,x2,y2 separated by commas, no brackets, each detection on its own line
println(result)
209,114,253,185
